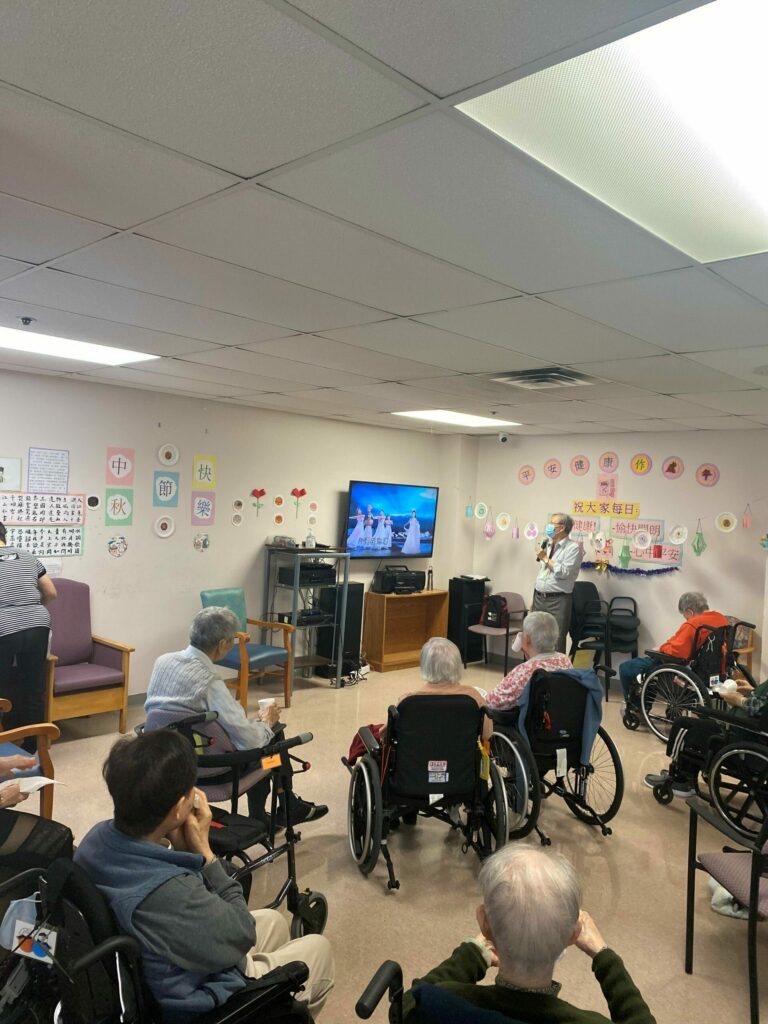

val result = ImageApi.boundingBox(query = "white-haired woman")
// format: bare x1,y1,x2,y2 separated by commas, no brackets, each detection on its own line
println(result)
486,611,572,711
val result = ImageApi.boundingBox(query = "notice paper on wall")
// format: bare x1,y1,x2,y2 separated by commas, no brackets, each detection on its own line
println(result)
28,448,69,493
39,558,63,578
6,526,84,557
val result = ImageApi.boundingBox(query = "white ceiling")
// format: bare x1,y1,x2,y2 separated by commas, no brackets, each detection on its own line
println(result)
3,0,767,436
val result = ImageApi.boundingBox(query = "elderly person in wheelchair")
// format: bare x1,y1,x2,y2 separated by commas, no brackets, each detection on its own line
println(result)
644,672,768,813
486,611,572,711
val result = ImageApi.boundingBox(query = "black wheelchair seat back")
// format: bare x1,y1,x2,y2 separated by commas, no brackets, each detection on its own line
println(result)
387,694,483,803
689,625,728,683
524,670,589,769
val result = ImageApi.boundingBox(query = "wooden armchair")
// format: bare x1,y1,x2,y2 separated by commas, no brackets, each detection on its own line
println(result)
0,698,60,819
200,588,295,710
46,578,134,733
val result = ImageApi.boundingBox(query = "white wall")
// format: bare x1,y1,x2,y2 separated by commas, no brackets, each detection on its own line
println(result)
471,430,767,674
1,372,468,692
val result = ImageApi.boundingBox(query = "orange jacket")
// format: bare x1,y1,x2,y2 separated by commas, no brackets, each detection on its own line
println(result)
660,610,730,659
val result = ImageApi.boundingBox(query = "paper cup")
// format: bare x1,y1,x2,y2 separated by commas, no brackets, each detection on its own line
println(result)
258,698,276,711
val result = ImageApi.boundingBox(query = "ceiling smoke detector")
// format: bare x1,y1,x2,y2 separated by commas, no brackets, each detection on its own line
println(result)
488,367,607,390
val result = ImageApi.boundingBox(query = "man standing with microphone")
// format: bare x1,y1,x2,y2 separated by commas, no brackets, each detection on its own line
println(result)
532,513,583,653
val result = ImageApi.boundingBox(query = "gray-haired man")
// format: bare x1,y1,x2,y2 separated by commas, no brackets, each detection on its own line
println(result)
532,513,583,652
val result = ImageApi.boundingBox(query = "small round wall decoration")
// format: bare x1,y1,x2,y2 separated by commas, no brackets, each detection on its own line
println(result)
308,513,318,527
668,524,688,545
232,498,244,511
496,512,511,531
598,451,619,473
630,453,652,476
308,500,319,514
662,456,684,479
231,513,243,527
107,536,128,558
543,458,561,479
273,494,285,508
633,530,652,550
716,512,737,533
273,512,285,526
518,465,535,485
570,455,590,476
154,515,175,538
474,502,489,520
157,443,179,466
87,494,101,510
524,521,539,540
696,463,720,487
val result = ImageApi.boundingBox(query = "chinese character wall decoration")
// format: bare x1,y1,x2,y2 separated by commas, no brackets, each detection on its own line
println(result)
191,492,216,526
153,471,179,508
192,455,216,490
105,488,133,526
106,448,135,486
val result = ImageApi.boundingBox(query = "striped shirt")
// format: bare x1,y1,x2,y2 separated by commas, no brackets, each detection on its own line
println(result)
0,546,50,637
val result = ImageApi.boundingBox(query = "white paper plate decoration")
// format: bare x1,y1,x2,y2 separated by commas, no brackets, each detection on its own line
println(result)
474,502,488,519
87,494,101,510
157,443,179,466
154,515,175,538
633,530,652,550
308,513,318,527
524,521,539,540
231,513,243,526
668,524,688,545
495,512,511,531
716,512,737,533
232,498,244,511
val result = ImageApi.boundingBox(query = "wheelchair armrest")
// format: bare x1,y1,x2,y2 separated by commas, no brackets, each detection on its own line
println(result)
696,705,768,737
686,796,767,853
196,962,310,1024
485,706,520,727
69,935,142,977
594,664,616,679
356,960,403,1020
198,730,312,768
358,726,380,755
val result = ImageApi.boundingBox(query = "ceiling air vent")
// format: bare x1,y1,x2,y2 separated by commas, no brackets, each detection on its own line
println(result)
487,367,607,391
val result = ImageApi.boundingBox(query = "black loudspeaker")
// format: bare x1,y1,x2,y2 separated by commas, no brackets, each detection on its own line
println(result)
316,582,364,664
448,577,486,665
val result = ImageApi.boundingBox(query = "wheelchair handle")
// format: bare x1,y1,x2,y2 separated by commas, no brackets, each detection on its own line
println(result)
356,960,403,1019
261,732,313,758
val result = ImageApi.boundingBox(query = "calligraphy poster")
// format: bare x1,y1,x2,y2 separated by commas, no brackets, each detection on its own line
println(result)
572,500,640,519
105,488,133,526
153,471,179,508
0,457,22,492
630,544,682,567
106,447,135,486
6,526,83,557
28,448,69,493
192,455,216,491
0,492,85,525
570,517,600,539
191,491,216,526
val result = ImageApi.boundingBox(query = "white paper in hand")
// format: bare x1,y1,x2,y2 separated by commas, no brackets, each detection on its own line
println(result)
0,777,59,794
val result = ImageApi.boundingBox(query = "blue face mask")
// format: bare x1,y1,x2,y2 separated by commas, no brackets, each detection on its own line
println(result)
545,523,557,537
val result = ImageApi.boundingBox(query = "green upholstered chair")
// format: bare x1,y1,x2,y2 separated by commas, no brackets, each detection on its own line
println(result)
200,588,294,709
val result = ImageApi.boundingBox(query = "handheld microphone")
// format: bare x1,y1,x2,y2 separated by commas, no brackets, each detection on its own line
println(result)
540,539,548,550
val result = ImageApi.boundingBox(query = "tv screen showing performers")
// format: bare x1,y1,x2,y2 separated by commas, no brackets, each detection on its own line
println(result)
345,481,439,559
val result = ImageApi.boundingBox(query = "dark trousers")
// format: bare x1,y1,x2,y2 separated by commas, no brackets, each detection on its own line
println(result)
531,591,572,653
0,626,50,753
667,718,723,783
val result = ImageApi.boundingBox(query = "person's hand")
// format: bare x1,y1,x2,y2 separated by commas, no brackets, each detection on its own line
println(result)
165,824,188,851
258,704,281,728
0,755,37,776
736,679,754,694
574,911,608,959
0,783,28,809
722,689,747,709
472,932,499,967
182,788,215,862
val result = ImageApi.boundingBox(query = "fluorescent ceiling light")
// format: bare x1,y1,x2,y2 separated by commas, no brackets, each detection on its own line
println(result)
393,410,520,427
458,0,768,263
0,325,159,365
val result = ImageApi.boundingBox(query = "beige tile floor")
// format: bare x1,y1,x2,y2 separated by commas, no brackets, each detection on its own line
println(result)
47,665,762,1023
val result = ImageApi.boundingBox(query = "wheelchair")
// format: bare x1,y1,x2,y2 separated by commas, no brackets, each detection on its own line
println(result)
342,694,507,890
622,620,756,741
489,669,624,845
140,711,327,939
0,858,312,1023
650,703,768,841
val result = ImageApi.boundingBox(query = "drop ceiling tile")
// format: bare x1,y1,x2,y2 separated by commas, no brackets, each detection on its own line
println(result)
133,356,312,392
0,1,420,176
416,296,663,361
318,318,544,372
0,349,113,374
0,256,31,282
497,400,625,425
746,414,768,426
672,390,768,415
500,424,574,436
668,416,764,430
268,112,689,292
411,374,540,402
56,235,387,332
72,374,224,401
0,269,297,347
534,421,636,434
605,418,697,432
566,355,753,394
709,252,768,306
0,85,234,227
182,348,379,387
244,334,448,381
681,346,768,388
143,188,514,316
82,366,256,397
586,395,720,417
547,268,768,352
0,194,114,263
290,0,691,96
239,388,397,413
0,295,220,358
344,381,478,410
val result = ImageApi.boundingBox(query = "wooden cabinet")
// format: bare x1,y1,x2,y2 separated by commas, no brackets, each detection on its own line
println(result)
363,590,449,672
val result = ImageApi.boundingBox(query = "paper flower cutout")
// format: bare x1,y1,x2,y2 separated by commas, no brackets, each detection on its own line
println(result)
251,487,266,515
290,487,307,517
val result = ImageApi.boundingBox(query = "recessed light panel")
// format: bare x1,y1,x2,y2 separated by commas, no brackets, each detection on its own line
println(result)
0,326,158,365
393,410,519,427
458,0,768,263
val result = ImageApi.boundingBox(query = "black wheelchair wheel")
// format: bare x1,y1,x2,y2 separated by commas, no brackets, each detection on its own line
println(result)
653,782,673,805
490,731,541,840
290,890,329,938
564,727,624,826
347,755,382,875
622,710,640,731
475,761,508,858
640,666,706,742
709,741,768,840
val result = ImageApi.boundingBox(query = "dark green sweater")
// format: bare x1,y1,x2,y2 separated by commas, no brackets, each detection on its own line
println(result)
403,941,656,1024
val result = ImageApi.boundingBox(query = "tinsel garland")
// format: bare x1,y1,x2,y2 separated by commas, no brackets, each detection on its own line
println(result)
581,561,681,577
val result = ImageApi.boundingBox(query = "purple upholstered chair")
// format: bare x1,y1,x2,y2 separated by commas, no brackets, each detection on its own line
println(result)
45,578,134,733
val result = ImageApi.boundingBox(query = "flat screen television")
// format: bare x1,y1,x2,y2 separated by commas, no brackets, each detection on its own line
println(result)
343,480,439,559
